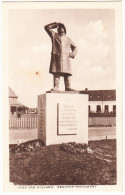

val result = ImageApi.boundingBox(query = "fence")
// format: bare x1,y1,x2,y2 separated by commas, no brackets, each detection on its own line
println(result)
89,117,116,127
9,117,116,129
9,118,38,129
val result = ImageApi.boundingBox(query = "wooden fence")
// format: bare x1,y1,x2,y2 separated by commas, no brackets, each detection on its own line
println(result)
9,118,38,129
9,117,116,129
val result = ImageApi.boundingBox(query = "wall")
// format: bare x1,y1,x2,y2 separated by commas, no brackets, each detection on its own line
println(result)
89,117,116,127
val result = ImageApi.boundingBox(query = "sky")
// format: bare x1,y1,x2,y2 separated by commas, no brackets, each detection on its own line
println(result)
8,9,115,107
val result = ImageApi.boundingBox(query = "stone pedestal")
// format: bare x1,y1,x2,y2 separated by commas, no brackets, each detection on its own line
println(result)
38,91,88,146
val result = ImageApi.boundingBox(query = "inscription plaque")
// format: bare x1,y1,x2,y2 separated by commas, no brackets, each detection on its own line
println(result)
57,103,78,135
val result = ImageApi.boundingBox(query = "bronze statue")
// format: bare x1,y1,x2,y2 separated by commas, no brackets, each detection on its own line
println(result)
44,22,77,91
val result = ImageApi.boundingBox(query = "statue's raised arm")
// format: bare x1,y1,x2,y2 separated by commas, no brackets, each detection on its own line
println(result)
44,22,60,37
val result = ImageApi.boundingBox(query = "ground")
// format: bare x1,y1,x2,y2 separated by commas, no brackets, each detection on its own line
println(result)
9,139,116,185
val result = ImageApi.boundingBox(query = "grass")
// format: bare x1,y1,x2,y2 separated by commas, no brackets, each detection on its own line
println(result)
9,139,116,185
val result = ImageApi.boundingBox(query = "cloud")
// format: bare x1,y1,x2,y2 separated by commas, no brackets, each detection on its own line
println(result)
83,20,108,43
32,43,49,53
77,20,109,61
70,20,115,91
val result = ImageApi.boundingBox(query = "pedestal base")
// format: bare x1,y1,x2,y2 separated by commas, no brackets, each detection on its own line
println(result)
38,92,88,146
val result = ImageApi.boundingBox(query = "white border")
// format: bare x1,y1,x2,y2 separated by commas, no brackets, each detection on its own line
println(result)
1,0,123,193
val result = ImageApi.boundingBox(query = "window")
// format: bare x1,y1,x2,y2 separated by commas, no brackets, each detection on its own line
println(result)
113,105,116,113
11,106,16,114
96,105,101,113
104,105,109,112
88,105,91,113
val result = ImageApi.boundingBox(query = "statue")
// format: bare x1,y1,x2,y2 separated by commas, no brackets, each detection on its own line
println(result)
44,22,77,91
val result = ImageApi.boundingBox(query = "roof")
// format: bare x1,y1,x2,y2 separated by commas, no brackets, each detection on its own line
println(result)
9,87,18,98
9,98,24,107
81,90,116,101
9,87,28,108
9,98,28,108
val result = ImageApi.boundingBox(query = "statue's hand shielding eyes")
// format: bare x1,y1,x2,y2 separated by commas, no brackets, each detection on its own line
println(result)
69,53,74,58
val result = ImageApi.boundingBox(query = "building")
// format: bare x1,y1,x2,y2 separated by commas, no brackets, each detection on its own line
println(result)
81,89,116,114
9,87,116,117
28,108,38,114
9,87,29,118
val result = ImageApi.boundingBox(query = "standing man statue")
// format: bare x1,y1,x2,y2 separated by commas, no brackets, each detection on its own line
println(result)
44,22,77,91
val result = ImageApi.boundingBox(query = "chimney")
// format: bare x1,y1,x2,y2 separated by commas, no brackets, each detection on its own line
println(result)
85,88,88,92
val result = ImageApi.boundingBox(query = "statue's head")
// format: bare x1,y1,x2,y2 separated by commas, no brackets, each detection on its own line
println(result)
57,24,66,36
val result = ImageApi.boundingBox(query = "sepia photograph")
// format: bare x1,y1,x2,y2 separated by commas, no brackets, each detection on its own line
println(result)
2,1,123,192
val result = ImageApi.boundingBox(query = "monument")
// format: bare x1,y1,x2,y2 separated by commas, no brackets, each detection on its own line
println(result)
38,22,88,145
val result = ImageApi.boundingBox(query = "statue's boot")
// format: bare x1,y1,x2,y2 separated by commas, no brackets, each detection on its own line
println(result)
51,74,60,91
64,75,74,91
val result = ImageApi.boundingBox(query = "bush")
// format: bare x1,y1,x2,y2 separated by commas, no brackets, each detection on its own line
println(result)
9,139,43,154
60,142,92,154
